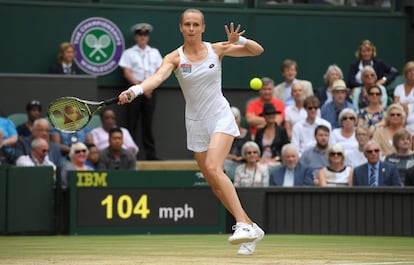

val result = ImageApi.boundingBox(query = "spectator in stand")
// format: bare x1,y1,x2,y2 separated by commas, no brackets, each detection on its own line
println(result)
16,100,42,137
372,104,406,157
85,143,100,170
393,61,414,134
292,96,331,156
269,143,313,187
50,127,94,158
0,113,18,163
15,118,62,167
284,82,309,140
49,42,83,75
97,127,137,170
60,142,93,189
331,108,358,154
345,126,369,169
273,59,313,107
316,64,344,106
0,129,15,165
224,106,251,180
352,140,401,186
233,141,269,187
321,79,356,129
357,84,386,137
351,66,388,113
15,138,56,179
385,128,414,186
318,143,353,187
347,39,398,89
245,77,285,136
91,109,139,156
299,124,330,185
255,103,289,167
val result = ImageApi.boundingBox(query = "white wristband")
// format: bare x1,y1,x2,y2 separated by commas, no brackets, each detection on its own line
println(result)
234,36,247,45
129,85,144,97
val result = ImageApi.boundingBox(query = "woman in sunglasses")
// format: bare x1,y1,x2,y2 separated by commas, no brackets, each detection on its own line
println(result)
351,66,388,113
331,108,358,154
372,104,407,157
393,61,414,134
318,143,353,187
357,85,386,137
60,142,93,189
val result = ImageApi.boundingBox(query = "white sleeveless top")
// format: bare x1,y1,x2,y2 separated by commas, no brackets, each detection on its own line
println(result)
174,42,229,120
323,166,351,187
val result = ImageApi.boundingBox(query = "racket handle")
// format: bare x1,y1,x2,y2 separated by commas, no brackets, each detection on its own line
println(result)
104,97,119,105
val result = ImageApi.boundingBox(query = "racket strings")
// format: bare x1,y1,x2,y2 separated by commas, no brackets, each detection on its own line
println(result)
48,98,90,132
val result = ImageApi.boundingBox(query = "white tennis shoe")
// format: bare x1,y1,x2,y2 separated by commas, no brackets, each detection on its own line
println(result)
228,222,259,245
237,223,265,255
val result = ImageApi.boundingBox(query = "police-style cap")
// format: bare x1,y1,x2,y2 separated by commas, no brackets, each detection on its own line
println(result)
131,23,153,35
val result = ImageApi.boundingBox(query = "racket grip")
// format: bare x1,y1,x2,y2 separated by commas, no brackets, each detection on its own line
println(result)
104,97,120,105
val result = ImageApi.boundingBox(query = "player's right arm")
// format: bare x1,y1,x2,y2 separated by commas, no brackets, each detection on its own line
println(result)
118,51,180,104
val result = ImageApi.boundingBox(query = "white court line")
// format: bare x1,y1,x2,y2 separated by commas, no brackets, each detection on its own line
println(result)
335,260,414,265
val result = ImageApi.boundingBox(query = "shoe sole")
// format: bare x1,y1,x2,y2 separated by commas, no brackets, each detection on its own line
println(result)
228,236,257,245
237,231,265,254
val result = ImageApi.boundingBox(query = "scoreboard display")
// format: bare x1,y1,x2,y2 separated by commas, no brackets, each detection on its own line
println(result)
69,171,226,235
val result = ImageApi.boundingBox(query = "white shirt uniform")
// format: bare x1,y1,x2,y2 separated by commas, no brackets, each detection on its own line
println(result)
119,45,162,81
174,42,239,152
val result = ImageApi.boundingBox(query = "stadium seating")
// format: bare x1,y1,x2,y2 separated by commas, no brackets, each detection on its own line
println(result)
7,113,27,127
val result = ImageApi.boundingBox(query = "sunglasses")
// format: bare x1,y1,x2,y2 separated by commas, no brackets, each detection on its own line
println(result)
368,92,381,96
342,116,355,121
365,149,380,154
329,152,342,157
390,113,402,117
41,149,49,153
364,73,375,78
246,151,258,155
307,106,318,110
75,149,87,154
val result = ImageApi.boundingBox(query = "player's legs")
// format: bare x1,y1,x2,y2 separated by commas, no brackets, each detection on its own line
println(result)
194,132,252,224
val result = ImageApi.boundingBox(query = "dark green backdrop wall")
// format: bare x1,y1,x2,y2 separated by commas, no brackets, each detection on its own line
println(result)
0,2,406,89
0,1,408,159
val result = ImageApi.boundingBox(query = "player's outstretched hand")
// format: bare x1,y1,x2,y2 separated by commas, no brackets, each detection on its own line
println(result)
118,89,136,105
224,22,246,45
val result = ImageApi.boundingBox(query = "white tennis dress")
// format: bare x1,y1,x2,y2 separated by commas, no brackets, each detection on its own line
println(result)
174,42,239,152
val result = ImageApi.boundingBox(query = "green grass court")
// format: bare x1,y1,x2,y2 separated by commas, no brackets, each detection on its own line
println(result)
0,234,413,265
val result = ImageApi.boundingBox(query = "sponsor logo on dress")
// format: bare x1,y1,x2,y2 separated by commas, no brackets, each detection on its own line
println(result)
71,17,124,76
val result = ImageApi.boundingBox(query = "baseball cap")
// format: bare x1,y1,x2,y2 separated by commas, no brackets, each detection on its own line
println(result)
26,100,42,112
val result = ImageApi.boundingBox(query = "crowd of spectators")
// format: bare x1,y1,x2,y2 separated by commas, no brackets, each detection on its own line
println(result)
0,37,411,189
225,39,413,187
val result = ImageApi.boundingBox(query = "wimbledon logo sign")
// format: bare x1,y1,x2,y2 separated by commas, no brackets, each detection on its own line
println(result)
71,17,125,76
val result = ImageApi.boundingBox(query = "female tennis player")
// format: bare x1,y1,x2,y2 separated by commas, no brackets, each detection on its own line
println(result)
117,8,264,255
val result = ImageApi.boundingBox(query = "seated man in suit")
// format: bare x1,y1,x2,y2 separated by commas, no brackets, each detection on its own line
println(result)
352,140,401,186
270,143,313,187
273,59,313,107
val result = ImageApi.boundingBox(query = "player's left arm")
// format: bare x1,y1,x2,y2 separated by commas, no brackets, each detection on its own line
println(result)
213,22,264,58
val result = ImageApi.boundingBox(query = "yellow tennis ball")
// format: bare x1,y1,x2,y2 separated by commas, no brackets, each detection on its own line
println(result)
249,77,263,90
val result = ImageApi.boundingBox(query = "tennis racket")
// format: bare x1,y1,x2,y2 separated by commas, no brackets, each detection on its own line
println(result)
47,96,119,133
